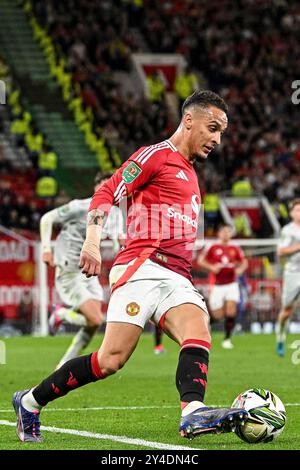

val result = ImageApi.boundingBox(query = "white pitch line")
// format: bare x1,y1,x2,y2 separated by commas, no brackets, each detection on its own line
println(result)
0,420,203,451
0,403,298,413
282,403,300,406
0,405,178,413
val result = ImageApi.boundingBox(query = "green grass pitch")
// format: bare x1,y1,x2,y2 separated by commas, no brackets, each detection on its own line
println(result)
0,333,299,450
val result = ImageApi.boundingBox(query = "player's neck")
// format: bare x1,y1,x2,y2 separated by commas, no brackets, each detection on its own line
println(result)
169,134,192,163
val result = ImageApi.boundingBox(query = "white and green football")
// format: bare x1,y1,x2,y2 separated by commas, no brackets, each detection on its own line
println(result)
232,388,286,443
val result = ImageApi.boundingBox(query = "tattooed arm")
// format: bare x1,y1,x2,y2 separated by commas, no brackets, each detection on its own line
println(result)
79,209,105,277
80,142,161,276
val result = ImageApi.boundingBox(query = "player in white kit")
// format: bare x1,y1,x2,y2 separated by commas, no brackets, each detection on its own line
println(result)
40,172,124,368
276,199,300,357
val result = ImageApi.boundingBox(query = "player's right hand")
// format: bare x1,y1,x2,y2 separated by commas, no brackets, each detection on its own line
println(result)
79,250,101,277
212,263,223,274
42,251,54,267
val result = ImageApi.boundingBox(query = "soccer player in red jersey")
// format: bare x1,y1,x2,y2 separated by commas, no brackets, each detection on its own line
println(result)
198,224,248,349
13,91,248,442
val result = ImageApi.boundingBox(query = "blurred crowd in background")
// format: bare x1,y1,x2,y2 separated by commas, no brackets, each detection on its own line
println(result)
1,0,299,233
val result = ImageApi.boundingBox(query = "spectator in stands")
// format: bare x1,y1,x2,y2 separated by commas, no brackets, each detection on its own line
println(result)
38,143,58,176
233,211,252,238
15,195,31,220
10,111,32,146
7,209,20,230
41,198,55,216
8,87,22,117
106,37,131,71
36,175,58,198
103,121,120,148
231,177,253,198
203,181,221,235
0,194,13,226
81,83,99,109
0,145,12,172
28,201,42,231
174,65,198,111
18,214,30,231
277,179,298,203
25,122,44,169
146,71,166,103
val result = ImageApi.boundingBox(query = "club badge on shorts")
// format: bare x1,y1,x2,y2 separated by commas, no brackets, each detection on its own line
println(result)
126,302,140,316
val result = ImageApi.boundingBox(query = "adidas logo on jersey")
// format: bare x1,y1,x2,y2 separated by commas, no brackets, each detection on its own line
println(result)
176,170,189,181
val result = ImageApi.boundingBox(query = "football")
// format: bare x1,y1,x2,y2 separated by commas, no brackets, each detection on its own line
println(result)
232,388,286,443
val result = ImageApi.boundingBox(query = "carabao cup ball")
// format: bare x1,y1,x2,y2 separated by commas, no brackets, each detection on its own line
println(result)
231,388,286,443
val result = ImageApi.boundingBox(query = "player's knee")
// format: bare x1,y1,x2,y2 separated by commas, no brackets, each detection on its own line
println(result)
211,308,224,320
192,321,211,344
101,358,124,376
86,312,103,328
226,311,236,318
203,329,211,345
99,352,126,376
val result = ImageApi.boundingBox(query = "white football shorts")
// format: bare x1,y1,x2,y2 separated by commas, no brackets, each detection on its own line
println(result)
281,272,300,307
209,282,240,311
55,266,103,309
106,259,208,329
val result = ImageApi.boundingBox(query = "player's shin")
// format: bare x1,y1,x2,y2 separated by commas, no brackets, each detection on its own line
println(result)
225,316,236,339
176,339,210,413
22,352,106,411
154,325,163,347
276,317,290,343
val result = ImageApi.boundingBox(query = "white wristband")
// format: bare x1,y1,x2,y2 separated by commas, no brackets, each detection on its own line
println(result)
81,225,102,263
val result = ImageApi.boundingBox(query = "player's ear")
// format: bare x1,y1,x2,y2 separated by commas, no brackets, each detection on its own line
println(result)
183,111,192,131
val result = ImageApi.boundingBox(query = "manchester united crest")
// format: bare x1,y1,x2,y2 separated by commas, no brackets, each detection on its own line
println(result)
126,302,140,316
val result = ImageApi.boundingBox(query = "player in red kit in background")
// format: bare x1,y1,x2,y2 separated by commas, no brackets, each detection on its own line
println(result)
13,91,248,442
198,224,248,349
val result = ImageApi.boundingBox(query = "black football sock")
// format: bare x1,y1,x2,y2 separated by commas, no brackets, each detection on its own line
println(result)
32,352,105,407
154,326,163,347
225,316,236,339
176,340,210,404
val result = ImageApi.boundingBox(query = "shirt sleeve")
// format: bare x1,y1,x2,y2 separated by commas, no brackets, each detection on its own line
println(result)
278,227,293,248
202,244,214,262
55,199,89,223
40,200,88,252
89,146,167,214
235,246,246,262
40,208,60,252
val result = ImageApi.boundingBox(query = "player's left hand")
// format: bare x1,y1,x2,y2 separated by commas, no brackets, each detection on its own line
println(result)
79,249,101,278
235,267,244,276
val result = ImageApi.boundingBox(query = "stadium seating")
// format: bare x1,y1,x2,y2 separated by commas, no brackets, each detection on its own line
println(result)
24,0,300,213
1,0,299,232
0,0,100,194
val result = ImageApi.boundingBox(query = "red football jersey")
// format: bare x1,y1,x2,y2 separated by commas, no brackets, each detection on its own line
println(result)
89,140,201,280
203,243,245,285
